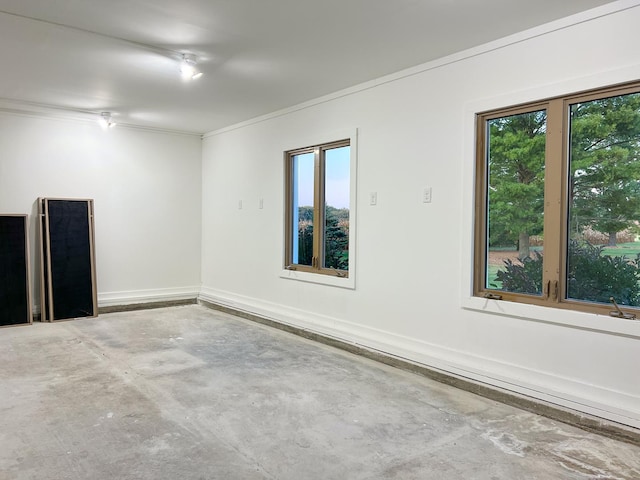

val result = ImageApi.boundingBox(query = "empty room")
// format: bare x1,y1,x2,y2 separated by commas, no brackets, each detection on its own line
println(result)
1,1,639,478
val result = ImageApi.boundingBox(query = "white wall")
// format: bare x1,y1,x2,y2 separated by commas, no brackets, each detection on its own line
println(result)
201,3,640,428
0,114,202,309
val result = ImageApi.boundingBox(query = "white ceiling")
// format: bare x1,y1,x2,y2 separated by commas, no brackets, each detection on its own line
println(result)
0,0,617,134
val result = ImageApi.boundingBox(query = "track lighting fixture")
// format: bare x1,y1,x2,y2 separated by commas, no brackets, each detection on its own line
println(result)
99,112,116,129
180,53,203,80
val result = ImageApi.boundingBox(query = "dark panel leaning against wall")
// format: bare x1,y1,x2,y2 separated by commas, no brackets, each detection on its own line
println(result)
39,198,97,322
0,215,32,327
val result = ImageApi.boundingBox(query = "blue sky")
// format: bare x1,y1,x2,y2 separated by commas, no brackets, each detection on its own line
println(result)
295,146,350,209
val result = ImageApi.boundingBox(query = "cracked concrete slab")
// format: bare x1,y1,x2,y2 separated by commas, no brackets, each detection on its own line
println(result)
1,305,638,480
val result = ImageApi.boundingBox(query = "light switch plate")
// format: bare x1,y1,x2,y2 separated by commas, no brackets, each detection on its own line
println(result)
423,187,432,203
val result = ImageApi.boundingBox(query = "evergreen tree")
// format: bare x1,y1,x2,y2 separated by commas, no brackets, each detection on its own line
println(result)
487,110,546,259
296,205,349,270
569,93,640,245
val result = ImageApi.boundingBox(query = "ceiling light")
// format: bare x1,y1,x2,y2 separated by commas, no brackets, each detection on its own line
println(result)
99,112,116,129
180,53,203,80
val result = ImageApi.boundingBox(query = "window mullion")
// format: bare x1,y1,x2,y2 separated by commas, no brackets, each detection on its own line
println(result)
285,153,293,266
541,99,565,303
312,147,323,270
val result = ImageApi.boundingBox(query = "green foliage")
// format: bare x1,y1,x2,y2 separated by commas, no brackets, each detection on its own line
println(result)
493,241,640,306
494,252,543,294
567,242,640,305
296,219,313,267
489,93,640,251
324,206,349,270
297,206,314,222
569,93,640,244
487,110,546,251
296,205,349,270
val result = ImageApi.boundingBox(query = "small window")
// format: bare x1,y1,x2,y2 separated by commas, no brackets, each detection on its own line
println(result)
475,81,640,317
285,139,350,277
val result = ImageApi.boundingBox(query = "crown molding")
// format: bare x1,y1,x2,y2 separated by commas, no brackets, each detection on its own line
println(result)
203,0,640,139
0,97,202,138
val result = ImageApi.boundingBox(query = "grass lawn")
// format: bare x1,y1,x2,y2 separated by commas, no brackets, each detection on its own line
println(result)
601,242,640,258
487,265,502,289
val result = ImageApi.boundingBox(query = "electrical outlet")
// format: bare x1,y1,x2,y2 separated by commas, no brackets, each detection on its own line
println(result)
238,200,243,209
259,198,264,209
370,192,377,206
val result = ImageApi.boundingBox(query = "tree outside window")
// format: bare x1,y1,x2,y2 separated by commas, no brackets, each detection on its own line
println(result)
476,82,640,315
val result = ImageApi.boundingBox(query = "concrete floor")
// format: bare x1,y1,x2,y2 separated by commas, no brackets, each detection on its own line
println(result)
1,305,639,480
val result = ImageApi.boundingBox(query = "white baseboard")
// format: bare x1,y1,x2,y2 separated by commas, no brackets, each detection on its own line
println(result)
99,286,199,307
199,286,640,430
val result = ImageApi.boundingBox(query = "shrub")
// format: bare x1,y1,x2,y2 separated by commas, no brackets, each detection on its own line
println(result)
495,241,640,305
495,252,543,294
567,242,640,305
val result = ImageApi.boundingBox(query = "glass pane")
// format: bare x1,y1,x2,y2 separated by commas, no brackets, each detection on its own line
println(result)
323,146,350,270
291,152,315,266
567,91,640,306
485,110,547,295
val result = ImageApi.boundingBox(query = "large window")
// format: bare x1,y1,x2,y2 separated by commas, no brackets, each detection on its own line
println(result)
285,139,351,277
475,81,640,317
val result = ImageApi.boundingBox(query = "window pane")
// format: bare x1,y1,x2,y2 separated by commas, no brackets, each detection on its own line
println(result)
291,152,315,266
567,92,640,306
485,110,547,295
323,146,350,270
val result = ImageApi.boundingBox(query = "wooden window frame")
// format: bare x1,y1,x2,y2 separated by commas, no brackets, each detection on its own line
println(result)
284,139,350,278
474,80,640,318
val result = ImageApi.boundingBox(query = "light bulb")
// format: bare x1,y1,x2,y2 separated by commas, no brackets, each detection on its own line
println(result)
99,112,116,129
180,54,203,80
180,63,195,78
